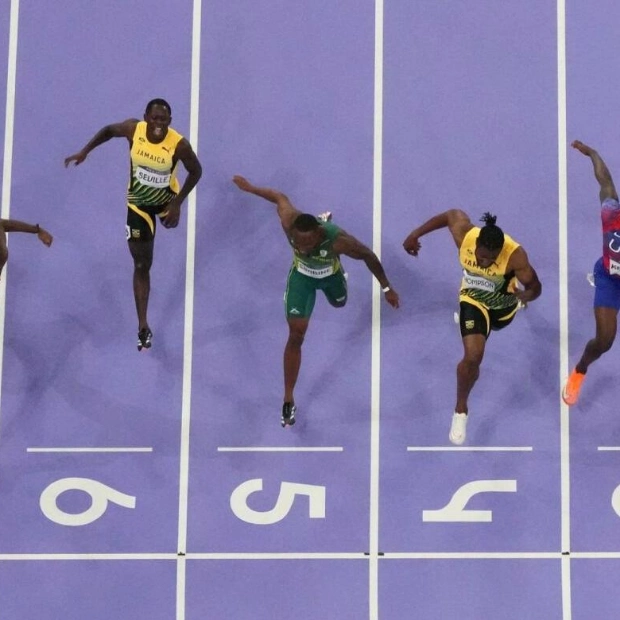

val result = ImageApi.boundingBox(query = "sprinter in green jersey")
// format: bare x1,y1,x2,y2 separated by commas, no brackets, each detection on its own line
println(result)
233,175,399,427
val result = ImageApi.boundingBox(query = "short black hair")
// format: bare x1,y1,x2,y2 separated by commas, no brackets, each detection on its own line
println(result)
145,98,172,115
292,213,320,232
477,212,504,251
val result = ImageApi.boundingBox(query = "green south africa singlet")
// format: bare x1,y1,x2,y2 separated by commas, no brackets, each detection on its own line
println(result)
288,221,342,278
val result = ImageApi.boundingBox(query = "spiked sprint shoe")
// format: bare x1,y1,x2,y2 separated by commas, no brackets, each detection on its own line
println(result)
562,369,585,406
449,412,468,445
281,402,297,427
137,328,153,351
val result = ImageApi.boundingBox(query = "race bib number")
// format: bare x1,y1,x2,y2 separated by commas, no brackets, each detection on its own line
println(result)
296,263,335,279
609,258,620,276
462,271,496,293
135,166,171,188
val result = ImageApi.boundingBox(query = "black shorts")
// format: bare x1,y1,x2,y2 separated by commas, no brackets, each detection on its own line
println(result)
126,203,170,242
459,300,518,339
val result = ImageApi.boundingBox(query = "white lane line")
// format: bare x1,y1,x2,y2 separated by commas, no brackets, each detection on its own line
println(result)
177,0,202,558
3,551,608,561
382,552,560,559
369,0,384,618
557,0,572,618
407,447,533,452
27,447,153,453
597,447,620,451
176,1,202,619
0,554,177,561
0,552,366,561
176,556,186,619
0,0,20,444
188,553,368,560
217,447,344,453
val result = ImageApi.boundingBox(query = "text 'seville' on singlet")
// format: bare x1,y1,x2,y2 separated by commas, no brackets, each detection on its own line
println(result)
288,220,342,279
127,121,182,207
458,227,520,309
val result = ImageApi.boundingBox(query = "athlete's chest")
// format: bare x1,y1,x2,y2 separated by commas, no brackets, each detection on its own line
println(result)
460,249,506,279
131,140,175,171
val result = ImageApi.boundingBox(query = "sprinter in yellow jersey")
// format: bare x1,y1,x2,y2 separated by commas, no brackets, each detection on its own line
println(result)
65,99,202,350
403,211,541,445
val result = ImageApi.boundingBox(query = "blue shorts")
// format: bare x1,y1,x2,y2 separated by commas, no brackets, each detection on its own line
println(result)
593,257,620,310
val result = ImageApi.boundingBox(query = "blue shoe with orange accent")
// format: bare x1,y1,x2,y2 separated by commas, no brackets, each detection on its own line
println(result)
137,328,153,351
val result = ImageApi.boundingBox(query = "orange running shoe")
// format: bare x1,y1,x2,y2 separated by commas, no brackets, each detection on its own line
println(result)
562,369,585,406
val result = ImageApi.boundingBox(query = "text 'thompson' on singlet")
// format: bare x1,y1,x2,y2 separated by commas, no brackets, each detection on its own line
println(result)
458,226,520,309
127,121,182,207
288,220,343,279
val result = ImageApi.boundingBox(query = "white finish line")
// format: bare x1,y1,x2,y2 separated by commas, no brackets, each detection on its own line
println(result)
27,447,153,453
217,447,344,453
407,447,533,452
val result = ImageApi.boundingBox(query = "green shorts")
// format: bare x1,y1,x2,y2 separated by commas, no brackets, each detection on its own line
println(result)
284,266,348,319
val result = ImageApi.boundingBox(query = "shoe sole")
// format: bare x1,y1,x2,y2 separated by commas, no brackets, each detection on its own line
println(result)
561,387,576,406
137,336,153,351
449,433,465,446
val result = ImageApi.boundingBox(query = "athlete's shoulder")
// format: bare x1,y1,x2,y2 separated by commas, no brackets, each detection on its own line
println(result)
129,120,145,139
321,220,341,236
502,231,521,252
459,225,480,248
166,126,184,144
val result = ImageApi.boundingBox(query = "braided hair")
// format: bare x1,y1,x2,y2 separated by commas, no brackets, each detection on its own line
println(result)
477,212,504,251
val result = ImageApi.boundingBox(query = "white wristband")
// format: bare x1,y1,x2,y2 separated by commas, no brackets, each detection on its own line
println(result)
382,286,391,293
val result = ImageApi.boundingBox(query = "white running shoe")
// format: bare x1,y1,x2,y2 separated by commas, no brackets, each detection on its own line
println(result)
449,412,468,445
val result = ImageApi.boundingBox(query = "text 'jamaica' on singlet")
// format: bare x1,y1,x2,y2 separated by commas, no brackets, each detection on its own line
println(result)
288,220,343,279
458,227,520,309
127,121,183,208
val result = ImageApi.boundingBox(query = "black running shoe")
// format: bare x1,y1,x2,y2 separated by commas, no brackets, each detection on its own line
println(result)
137,328,153,351
281,402,296,427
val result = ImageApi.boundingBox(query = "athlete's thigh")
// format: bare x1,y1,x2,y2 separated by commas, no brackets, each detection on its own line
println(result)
284,268,318,319
461,332,487,364
128,237,154,264
593,258,620,311
321,271,348,307
126,204,159,242
459,300,490,338
489,304,518,332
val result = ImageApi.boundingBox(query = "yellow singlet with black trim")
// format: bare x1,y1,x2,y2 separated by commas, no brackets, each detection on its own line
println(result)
459,227,520,310
127,121,182,207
